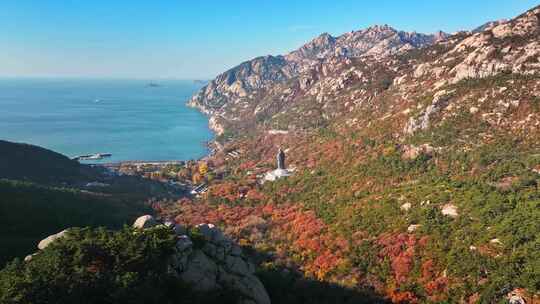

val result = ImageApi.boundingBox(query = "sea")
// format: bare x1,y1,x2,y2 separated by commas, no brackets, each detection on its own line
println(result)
0,78,213,163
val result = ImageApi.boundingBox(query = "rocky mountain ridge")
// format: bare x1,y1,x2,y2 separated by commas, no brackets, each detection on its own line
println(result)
189,6,539,141
175,5,540,303
188,25,448,135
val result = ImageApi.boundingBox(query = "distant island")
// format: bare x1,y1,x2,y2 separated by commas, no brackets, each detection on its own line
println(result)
193,79,208,85
146,82,160,87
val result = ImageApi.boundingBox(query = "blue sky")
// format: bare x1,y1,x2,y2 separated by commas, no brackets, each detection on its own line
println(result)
0,0,538,79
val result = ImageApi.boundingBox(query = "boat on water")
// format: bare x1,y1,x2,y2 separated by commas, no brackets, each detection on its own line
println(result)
73,153,112,161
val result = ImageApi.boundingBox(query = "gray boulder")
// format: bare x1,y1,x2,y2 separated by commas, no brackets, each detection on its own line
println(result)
37,229,69,250
24,253,38,262
401,144,435,160
132,215,158,229
141,219,271,304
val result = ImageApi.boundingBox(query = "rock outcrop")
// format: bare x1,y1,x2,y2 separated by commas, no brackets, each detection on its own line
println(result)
37,229,69,250
187,5,540,140
441,204,459,218
139,216,271,304
404,90,454,134
30,216,270,304
401,144,436,160
412,6,540,86
188,25,447,134
132,214,158,229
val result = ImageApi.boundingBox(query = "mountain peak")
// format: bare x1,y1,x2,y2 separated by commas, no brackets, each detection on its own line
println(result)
365,24,395,32
317,32,334,39
309,32,336,47
188,4,540,136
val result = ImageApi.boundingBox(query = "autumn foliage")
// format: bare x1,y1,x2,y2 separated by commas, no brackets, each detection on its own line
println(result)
172,200,349,282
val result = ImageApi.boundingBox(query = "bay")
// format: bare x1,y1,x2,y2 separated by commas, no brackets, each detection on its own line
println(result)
0,78,213,163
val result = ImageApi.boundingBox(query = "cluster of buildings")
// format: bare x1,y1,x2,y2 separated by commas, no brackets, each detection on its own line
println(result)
103,160,212,196
110,161,185,180
95,147,291,197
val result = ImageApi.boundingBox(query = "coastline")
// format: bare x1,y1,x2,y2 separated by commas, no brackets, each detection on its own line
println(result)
1,78,213,163
184,89,226,159
96,139,219,168
89,90,221,169
186,92,225,136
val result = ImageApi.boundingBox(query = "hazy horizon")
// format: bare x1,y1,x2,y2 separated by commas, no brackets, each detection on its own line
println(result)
1,0,538,79
0,78,213,162
0,75,210,81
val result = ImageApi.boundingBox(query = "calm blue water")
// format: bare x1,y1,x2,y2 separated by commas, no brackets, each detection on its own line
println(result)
0,78,213,162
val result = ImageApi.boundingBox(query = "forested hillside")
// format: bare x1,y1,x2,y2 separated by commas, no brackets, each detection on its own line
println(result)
166,5,540,303
0,141,168,266
0,140,96,185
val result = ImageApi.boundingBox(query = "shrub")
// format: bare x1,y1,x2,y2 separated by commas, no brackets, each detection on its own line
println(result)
0,226,238,304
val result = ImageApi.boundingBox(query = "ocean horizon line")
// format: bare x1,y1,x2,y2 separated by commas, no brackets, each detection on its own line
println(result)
0,76,212,82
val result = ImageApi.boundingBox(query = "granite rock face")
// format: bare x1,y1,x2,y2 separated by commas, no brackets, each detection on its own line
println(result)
187,5,540,141
187,25,447,134
37,229,69,250
31,216,270,304
401,144,436,160
413,6,540,86
132,214,158,229
441,204,459,218
404,90,454,134
142,217,271,304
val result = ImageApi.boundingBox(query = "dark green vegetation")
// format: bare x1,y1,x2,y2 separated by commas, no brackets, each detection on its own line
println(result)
0,227,239,304
0,140,174,266
0,179,152,266
0,140,97,185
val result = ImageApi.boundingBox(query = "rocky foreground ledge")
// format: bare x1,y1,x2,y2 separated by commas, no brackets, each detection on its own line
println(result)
30,215,271,304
